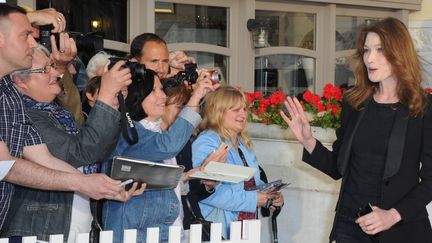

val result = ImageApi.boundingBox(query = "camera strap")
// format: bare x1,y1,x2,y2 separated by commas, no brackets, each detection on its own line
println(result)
118,92,139,145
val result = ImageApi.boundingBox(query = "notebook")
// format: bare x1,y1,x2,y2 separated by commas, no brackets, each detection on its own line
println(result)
110,156,185,190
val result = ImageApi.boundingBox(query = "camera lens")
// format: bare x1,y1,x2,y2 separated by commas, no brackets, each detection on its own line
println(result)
208,70,221,84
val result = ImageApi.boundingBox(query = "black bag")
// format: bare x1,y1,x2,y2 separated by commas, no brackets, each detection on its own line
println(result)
185,197,212,241
88,218,101,243
89,199,102,243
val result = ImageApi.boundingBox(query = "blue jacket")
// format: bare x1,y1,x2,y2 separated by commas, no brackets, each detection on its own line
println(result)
103,107,201,243
192,130,263,236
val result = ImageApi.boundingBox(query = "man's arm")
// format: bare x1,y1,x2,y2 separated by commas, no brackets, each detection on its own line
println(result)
26,8,66,33
0,142,134,200
23,144,79,174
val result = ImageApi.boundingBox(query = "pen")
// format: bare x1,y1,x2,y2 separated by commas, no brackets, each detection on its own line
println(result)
118,179,133,187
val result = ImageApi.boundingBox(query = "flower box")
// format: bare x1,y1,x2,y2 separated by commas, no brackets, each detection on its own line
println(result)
248,122,336,144
245,84,343,130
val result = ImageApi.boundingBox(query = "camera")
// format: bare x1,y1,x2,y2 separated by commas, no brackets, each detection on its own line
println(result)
108,57,147,83
164,63,221,90
38,24,103,65
172,63,199,85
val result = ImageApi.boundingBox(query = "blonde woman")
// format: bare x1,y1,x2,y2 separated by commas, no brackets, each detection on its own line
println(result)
192,86,284,238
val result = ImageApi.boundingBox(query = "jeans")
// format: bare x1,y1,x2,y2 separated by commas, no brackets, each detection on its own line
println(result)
333,207,377,243
103,189,180,243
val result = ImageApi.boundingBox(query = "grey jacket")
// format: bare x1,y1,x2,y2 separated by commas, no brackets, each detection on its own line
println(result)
1,100,121,242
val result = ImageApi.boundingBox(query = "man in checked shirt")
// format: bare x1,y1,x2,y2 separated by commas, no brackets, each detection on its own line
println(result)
0,3,134,230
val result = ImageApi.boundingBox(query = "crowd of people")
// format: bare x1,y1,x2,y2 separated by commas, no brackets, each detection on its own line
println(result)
0,2,431,243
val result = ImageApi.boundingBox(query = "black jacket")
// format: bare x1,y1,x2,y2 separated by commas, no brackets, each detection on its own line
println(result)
303,96,432,243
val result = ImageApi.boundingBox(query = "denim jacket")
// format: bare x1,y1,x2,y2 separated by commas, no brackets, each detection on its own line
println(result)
192,130,263,237
102,107,201,243
1,100,120,242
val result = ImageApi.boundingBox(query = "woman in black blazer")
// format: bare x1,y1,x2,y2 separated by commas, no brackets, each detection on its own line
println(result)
281,17,432,243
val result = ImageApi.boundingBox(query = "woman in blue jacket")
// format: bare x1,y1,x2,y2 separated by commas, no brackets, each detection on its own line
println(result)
103,69,215,243
192,86,284,238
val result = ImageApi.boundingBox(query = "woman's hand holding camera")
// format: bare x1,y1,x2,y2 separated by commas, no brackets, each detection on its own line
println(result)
186,71,215,112
97,61,132,109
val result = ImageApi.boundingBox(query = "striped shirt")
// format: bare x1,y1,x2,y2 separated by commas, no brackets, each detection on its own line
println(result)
0,75,44,229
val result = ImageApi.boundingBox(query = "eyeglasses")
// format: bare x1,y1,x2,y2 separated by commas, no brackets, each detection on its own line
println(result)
15,63,57,75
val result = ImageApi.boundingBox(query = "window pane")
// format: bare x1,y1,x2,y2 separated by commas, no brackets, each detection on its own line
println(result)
255,11,315,49
336,16,379,51
335,57,356,88
185,51,228,84
36,0,127,43
156,2,228,47
255,55,315,96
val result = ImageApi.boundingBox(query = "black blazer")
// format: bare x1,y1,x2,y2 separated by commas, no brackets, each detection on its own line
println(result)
303,96,432,243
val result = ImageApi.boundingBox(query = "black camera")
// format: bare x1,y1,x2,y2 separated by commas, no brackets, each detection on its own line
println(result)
163,63,221,91
38,24,103,65
108,57,147,83
171,63,199,85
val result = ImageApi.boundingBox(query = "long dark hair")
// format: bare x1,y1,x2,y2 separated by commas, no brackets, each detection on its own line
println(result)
346,17,426,117
125,69,158,121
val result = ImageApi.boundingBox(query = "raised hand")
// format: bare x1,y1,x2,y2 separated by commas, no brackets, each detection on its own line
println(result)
280,96,316,153
183,142,229,182
97,61,132,108
50,32,77,73
27,8,66,33
168,51,196,74
185,70,215,112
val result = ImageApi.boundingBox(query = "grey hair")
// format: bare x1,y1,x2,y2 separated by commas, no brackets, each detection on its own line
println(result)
86,51,113,79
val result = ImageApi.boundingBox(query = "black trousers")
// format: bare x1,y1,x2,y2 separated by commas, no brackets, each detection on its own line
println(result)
333,207,377,243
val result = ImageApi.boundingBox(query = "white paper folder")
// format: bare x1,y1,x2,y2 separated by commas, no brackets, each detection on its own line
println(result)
190,161,257,183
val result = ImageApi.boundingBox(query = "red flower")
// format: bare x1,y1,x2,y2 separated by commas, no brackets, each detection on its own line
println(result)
300,84,344,128
303,90,313,102
331,105,341,116
253,91,263,99
269,90,285,105
245,92,255,104
261,98,271,107
323,83,342,101
310,94,321,105
314,103,325,112
258,103,266,115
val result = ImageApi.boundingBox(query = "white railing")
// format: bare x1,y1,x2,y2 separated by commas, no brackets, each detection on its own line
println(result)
0,220,261,243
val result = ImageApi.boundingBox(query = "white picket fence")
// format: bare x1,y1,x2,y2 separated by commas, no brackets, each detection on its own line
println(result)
0,220,261,243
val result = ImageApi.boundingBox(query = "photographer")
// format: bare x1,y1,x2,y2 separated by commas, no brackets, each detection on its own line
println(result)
129,33,215,87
